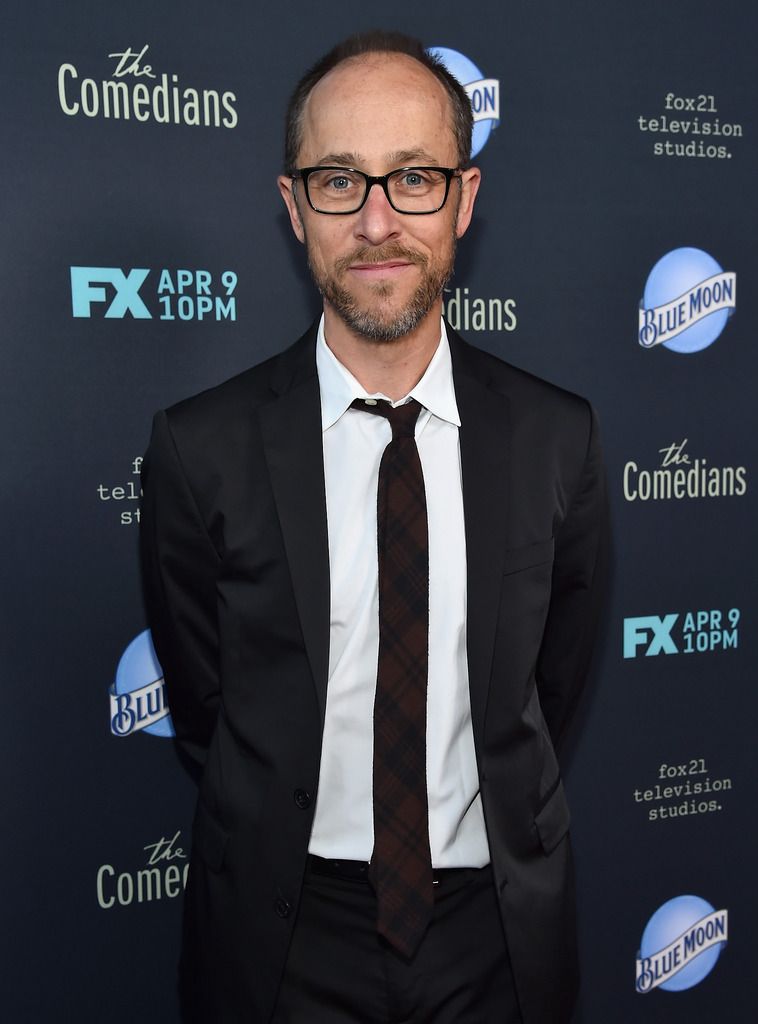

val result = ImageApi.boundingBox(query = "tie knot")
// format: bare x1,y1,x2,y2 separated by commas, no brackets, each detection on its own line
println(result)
351,397,421,439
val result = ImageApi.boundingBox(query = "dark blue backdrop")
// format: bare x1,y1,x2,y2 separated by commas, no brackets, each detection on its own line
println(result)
2,1,755,1020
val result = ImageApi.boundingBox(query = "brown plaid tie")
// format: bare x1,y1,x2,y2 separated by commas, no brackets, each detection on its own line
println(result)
351,397,433,958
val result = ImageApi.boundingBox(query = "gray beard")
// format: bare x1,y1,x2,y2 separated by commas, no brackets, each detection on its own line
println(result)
306,238,457,343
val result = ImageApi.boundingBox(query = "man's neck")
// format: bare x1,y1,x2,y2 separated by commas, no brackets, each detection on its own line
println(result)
322,303,442,401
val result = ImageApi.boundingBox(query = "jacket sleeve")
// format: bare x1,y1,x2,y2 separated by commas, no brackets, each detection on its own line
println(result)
536,403,610,754
140,409,221,769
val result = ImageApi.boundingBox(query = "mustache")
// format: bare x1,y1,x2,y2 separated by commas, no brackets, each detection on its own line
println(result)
334,244,428,274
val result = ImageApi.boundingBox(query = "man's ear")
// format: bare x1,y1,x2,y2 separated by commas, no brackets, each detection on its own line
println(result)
277,175,306,244
454,166,481,240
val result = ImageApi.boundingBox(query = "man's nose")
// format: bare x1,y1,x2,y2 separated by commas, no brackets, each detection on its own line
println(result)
353,182,401,244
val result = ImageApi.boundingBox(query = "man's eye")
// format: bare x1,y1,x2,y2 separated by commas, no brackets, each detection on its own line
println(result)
327,175,354,190
402,172,425,187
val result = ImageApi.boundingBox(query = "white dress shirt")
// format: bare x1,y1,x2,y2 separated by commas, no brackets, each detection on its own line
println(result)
308,316,490,868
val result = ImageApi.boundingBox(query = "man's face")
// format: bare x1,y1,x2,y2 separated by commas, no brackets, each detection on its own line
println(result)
278,54,480,343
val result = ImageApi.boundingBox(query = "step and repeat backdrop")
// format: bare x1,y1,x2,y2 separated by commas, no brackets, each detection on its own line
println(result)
2,1,755,1020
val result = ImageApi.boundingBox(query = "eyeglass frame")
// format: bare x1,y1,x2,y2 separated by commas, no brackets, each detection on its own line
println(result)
291,165,462,215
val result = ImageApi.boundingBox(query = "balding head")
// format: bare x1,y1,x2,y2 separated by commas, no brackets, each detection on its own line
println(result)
283,31,473,174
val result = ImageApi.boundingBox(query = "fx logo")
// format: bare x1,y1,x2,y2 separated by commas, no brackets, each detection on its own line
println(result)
624,615,678,658
71,266,151,318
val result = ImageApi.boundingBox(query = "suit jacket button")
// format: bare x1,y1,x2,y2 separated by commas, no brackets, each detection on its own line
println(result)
293,788,312,810
275,897,291,918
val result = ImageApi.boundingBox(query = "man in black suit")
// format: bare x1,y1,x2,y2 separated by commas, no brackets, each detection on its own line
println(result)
141,30,608,1024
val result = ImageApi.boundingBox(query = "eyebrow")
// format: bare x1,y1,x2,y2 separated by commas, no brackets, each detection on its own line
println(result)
387,149,441,166
313,149,442,168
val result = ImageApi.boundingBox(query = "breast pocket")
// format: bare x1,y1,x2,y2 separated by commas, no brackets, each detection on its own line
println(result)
502,537,554,576
495,538,555,661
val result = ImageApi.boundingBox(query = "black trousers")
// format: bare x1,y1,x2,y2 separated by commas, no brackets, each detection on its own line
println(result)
271,860,523,1024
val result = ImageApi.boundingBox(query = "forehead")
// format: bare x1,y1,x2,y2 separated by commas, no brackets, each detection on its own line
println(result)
299,53,457,167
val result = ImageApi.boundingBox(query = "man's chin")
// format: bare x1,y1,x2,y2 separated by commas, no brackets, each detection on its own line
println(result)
330,301,433,343
321,278,446,342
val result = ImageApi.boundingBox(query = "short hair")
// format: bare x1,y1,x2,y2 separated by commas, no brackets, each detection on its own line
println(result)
283,30,474,174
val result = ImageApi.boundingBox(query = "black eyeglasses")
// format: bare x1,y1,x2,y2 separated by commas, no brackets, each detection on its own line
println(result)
292,166,461,215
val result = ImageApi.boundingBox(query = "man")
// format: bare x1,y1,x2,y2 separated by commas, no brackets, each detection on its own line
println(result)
141,30,608,1024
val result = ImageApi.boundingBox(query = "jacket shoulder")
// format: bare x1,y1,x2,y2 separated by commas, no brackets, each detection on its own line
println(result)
449,329,594,426
160,323,318,439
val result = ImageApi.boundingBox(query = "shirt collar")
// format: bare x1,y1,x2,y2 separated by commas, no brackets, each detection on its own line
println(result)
316,315,460,431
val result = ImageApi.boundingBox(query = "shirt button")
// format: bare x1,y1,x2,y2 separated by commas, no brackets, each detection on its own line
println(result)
293,788,312,810
275,897,291,918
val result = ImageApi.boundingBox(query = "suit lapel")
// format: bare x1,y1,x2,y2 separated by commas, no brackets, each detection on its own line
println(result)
258,326,331,724
450,331,512,748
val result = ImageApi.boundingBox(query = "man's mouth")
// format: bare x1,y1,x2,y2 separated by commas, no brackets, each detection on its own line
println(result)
349,260,414,277
335,246,426,277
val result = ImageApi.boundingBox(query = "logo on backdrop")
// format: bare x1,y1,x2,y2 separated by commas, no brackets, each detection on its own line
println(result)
623,439,747,502
96,829,189,909
636,895,727,993
109,630,174,738
97,456,143,527
70,266,237,321
637,91,744,161
426,47,499,158
58,44,237,128
442,286,517,333
633,756,733,824
638,248,735,353
623,607,740,658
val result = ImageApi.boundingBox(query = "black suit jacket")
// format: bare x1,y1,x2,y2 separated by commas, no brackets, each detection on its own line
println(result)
140,322,608,1024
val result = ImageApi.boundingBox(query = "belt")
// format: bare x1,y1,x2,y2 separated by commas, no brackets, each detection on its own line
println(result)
307,855,489,886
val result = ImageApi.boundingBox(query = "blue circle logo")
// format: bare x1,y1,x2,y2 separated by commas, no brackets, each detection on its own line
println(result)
638,247,736,353
426,47,500,158
109,630,175,738
636,895,727,993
